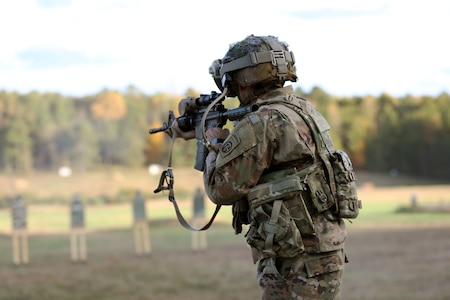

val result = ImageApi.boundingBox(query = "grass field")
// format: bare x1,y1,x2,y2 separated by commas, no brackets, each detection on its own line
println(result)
1,168,450,299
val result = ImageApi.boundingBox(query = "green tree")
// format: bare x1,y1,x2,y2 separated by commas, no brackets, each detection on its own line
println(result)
2,118,33,173
365,93,400,172
307,86,332,119
337,97,374,168
70,120,99,172
435,93,450,178
115,97,147,167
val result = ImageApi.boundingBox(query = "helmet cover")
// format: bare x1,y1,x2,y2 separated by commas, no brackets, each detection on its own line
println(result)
209,35,297,97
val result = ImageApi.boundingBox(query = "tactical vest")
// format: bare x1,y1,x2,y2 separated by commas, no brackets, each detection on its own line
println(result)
269,95,361,219
244,94,361,261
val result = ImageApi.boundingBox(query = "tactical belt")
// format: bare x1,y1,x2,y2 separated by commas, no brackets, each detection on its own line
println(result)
248,162,320,210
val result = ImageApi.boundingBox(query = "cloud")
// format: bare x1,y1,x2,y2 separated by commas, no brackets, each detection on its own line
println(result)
0,0,448,97
289,5,388,19
36,0,71,9
17,47,111,69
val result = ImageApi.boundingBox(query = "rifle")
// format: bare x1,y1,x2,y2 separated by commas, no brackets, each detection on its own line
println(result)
148,90,259,231
149,91,259,171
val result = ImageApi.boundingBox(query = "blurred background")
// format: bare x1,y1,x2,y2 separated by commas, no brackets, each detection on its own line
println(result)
0,1,449,299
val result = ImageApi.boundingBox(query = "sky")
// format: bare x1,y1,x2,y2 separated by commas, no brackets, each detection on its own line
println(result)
0,0,449,98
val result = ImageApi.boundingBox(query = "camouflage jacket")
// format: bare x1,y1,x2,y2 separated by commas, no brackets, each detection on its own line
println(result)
204,86,346,258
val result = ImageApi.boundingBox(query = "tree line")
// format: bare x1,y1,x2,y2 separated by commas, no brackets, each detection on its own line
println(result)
0,85,449,180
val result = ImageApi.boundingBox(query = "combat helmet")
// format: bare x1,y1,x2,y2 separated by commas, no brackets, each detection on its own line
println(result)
209,35,297,104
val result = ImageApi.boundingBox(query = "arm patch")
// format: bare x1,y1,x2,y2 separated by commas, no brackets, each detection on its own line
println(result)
216,116,258,168
221,134,240,156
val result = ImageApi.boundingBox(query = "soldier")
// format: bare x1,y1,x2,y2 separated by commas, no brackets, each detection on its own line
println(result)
171,35,347,299
11,195,28,266
132,190,151,256
70,194,87,263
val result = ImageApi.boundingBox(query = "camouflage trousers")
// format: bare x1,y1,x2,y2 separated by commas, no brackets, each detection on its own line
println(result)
257,249,344,300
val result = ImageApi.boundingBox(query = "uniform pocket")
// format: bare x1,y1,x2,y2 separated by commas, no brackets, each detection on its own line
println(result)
304,250,344,278
257,257,284,282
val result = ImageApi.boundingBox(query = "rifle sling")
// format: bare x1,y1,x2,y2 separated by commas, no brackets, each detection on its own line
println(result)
154,131,221,231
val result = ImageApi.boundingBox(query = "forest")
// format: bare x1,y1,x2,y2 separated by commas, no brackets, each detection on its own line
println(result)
0,85,449,180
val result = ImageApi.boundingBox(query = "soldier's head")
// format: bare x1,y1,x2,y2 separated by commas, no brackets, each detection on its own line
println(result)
209,35,297,105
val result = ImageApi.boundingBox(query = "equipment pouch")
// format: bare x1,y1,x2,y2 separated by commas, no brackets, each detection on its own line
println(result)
305,168,335,214
331,150,361,219
246,175,306,260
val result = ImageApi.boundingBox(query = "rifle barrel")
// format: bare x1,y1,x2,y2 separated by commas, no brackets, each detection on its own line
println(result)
149,123,168,134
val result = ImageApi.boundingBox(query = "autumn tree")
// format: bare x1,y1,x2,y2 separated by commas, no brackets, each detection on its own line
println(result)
91,90,126,120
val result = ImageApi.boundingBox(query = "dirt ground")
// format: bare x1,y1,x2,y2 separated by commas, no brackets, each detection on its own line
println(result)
2,169,449,299
343,225,450,300
1,224,450,300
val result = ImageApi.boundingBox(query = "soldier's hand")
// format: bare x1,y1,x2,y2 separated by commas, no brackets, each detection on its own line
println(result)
205,127,230,143
166,120,196,140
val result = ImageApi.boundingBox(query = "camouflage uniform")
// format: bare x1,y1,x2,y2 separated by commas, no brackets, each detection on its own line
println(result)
204,85,346,299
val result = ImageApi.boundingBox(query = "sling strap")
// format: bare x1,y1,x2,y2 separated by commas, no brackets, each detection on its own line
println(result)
154,131,221,231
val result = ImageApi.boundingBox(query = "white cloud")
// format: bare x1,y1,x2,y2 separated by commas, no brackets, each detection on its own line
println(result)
0,0,449,97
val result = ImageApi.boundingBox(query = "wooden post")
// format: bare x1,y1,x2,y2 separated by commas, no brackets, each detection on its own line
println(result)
132,190,151,256
191,188,207,251
70,194,87,263
11,195,28,266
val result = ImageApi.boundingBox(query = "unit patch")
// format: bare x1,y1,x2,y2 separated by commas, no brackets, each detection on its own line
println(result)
221,134,240,156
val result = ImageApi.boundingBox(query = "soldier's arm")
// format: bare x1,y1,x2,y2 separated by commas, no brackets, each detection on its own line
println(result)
203,111,274,205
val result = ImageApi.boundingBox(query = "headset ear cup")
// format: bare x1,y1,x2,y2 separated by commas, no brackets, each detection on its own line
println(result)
220,73,236,97
209,59,224,91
